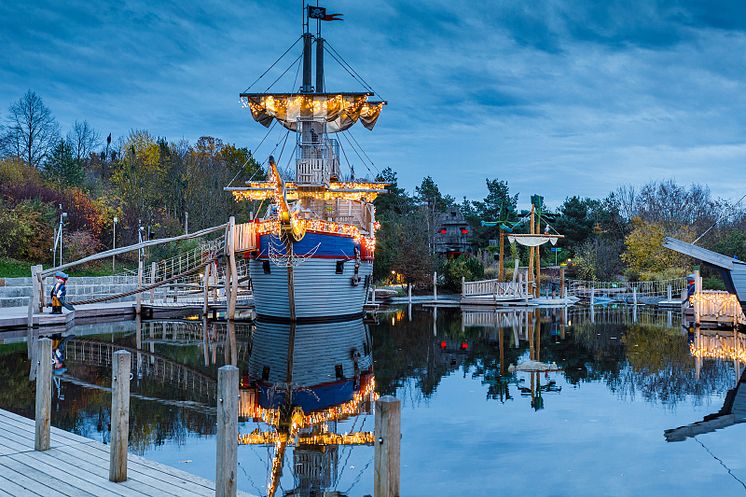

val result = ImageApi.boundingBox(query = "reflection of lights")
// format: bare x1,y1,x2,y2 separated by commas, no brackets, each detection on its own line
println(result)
240,376,377,432
690,333,746,363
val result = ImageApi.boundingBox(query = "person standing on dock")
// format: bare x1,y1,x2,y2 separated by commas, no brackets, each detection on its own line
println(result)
50,271,69,314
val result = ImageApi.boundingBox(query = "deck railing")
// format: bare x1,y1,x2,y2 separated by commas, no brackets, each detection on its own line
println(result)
462,278,528,299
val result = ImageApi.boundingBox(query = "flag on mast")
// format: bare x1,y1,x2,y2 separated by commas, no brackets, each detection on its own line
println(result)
308,6,343,21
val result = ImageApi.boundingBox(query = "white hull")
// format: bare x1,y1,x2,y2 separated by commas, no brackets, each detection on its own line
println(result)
250,258,373,320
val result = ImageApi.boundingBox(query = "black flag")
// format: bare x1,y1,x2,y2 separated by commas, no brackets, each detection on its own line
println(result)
308,6,343,21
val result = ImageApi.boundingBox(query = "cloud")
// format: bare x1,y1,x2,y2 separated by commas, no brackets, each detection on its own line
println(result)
1,0,745,207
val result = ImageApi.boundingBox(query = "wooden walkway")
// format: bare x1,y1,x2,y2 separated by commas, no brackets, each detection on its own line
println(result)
0,408,256,497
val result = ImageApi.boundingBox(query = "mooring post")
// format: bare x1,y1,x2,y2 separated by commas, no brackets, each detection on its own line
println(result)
408,283,412,304
633,286,638,306
590,286,595,306
461,276,465,298
560,267,566,301
433,271,438,301
374,395,401,497
110,350,131,482
667,284,672,302
216,365,239,497
34,337,52,451
136,259,143,315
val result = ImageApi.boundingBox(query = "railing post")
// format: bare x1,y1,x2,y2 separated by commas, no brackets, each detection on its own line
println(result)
136,259,143,315
34,337,52,451
150,261,157,303
110,350,131,482
374,395,401,497
227,216,239,321
216,365,239,497
203,263,211,316
28,265,43,328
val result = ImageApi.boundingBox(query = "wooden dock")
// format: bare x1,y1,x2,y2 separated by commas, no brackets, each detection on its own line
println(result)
0,408,256,497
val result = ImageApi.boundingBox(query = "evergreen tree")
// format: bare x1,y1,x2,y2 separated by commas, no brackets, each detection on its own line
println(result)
44,139,84,186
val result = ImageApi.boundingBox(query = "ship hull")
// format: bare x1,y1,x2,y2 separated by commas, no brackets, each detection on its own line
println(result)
249,231,373,321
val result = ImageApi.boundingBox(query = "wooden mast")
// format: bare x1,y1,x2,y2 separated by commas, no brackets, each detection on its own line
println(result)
535,209,541,298
498,228,505,282
528,205,535,296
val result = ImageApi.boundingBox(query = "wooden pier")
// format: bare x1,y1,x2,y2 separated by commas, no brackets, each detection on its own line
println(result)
0,408,256,497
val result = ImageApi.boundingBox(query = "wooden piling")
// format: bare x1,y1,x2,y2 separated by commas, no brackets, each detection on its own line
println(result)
667,284,672,302
633,286,637,306
34,337,52,451
433,272,438,301
28,265,43,328
559,267,566,300
110,350,131,482
408,283,412,304
216,365,239,497
374,395,401,497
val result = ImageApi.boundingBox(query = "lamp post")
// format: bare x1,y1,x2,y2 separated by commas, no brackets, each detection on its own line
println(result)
112,216,118,272
53,207,67,267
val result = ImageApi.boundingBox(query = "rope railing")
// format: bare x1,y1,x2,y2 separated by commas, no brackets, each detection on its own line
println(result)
566,277,687,300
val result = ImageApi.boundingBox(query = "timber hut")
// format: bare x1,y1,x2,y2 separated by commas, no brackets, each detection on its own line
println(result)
434,208,471,257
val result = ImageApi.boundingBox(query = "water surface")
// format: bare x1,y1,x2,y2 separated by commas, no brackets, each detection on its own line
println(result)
0,305,744,496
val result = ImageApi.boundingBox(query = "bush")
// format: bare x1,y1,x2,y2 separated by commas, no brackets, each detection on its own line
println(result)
0,199,54,262
441,254,484,291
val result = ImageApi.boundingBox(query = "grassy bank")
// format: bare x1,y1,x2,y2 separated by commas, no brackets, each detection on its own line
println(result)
0,257,136,278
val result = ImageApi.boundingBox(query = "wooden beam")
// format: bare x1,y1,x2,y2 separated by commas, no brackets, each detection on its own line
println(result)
374,395,401,497
42,223,228,276
110,350,131,482
216,365,239,497
34,338,52,451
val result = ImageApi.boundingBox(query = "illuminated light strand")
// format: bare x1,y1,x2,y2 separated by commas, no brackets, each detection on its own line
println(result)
690,335,746,363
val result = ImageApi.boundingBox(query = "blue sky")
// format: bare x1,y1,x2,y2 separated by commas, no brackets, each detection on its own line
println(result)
2,0,746,208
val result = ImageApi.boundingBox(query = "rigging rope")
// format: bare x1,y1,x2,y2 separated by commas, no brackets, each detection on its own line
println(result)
243,36,302,93
324,40,379,97
264,54,303,93
340,132,374,177
66,255,219,306
692,192,746,245
345,130,380,174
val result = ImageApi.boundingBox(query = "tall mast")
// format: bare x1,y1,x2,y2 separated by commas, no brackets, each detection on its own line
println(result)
315,9,324,93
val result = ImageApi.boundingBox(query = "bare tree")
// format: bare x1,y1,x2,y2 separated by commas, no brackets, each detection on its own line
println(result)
1,90,60,167
66,120,100,162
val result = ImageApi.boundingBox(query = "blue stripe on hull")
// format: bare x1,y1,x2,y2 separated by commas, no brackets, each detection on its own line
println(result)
250,258,373,319
258,232,359,259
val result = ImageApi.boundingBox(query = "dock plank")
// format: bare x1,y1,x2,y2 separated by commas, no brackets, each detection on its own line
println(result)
0,408,257,497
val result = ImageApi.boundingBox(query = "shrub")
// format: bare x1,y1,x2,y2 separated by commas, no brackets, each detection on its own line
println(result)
441,254,484,291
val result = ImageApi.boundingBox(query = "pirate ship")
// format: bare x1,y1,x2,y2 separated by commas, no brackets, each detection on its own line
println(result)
227,5,386,321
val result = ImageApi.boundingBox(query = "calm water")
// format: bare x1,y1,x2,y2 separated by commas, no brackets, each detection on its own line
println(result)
1,305,745,497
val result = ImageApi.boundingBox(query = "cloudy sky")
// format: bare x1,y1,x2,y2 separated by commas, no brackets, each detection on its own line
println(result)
2,0,746,208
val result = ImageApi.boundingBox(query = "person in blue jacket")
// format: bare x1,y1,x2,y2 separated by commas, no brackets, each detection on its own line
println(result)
50,271,69,314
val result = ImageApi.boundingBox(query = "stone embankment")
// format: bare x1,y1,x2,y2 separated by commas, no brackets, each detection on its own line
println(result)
0,276,160,308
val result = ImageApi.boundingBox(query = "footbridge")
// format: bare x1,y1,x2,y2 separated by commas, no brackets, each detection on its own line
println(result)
25,217,260,327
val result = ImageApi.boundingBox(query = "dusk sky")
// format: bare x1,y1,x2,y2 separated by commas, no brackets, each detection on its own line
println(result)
2,0,746,208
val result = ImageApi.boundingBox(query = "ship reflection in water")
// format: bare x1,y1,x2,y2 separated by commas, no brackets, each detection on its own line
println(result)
238,319,376,497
